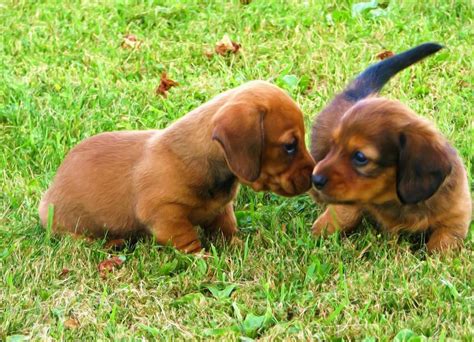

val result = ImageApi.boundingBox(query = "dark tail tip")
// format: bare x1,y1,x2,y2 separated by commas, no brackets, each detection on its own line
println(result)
344,42,444,102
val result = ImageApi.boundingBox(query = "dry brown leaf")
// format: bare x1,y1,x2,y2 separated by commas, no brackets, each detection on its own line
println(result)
376,50,395,60
215,34,241,55
121,34,142,49
64,317,80,329
231,41,241,53
204,49,214,59
155,72,178,97
59,268,70,278
98,256,124,278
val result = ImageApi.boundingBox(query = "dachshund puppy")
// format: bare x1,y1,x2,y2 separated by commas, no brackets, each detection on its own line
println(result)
310,43,471,253
39,81,315,252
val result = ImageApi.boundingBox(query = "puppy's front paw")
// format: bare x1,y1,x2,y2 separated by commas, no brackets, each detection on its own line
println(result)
311,205,362,237
312,212,337,237
426,231,463,254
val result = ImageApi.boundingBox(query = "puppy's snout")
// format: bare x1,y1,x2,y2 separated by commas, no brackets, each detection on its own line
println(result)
312,174,328,190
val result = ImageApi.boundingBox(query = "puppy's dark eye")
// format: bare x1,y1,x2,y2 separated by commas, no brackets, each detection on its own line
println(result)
284,141,297,155
352,151,368,166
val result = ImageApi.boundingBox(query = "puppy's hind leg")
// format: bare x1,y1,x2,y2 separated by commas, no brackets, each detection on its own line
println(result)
312,204,362,237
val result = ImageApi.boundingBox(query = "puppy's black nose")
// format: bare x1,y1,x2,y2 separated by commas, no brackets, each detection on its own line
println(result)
312,174,328,190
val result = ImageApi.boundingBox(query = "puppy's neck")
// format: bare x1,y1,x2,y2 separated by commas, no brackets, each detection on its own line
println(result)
200,157,236,199
164,93,229,159
160,96,237,198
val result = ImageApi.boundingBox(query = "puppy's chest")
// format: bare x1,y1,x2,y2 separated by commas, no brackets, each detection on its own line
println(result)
201,174,238,201
195,159,238,203
190,173,239,224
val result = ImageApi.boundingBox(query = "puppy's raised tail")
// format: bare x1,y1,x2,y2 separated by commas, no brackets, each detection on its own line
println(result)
344,42,443,101
310,42,444,162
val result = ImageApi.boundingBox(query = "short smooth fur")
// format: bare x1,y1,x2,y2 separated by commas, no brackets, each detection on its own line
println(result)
39,81,315,252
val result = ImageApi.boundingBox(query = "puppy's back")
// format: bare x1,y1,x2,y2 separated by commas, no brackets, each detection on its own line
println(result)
39,131,156,237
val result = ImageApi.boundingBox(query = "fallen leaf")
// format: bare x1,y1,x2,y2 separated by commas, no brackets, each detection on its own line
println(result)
231,41,241,53
98,256,125,278
121,34,142,49
64,317,79,329
59,268,70,278
240,0,252,4
215,34,241,55
376,50,395,60
204,49,214,59
155,72,178,97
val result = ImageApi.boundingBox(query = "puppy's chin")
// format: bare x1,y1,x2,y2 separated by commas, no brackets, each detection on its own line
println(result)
246,180,305,197
275,178,313,197
272,188,298,197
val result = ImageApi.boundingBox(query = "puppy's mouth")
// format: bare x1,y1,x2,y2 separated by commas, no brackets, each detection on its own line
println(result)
273,187,296,197
273,178,312,197
312,187,357,205
250,182,292,197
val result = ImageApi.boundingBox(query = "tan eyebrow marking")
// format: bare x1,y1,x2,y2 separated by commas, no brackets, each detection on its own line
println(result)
347,136,379,160
332,126,341,143
359,145,379,160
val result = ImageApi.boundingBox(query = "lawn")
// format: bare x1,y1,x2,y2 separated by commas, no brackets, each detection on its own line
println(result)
1,1,473,340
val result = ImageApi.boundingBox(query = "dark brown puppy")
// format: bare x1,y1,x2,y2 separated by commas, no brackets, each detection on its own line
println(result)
310,43,471,253
39,81,315,252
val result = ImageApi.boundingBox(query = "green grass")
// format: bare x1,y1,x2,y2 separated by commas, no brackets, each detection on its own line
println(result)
1,0,473,340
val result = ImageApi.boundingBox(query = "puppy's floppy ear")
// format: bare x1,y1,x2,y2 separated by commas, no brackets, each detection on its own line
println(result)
396,132,452,204
212,103,265,182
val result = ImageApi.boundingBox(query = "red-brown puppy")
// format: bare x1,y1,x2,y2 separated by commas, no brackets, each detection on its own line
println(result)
39,81,315,253
310,43,472,253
